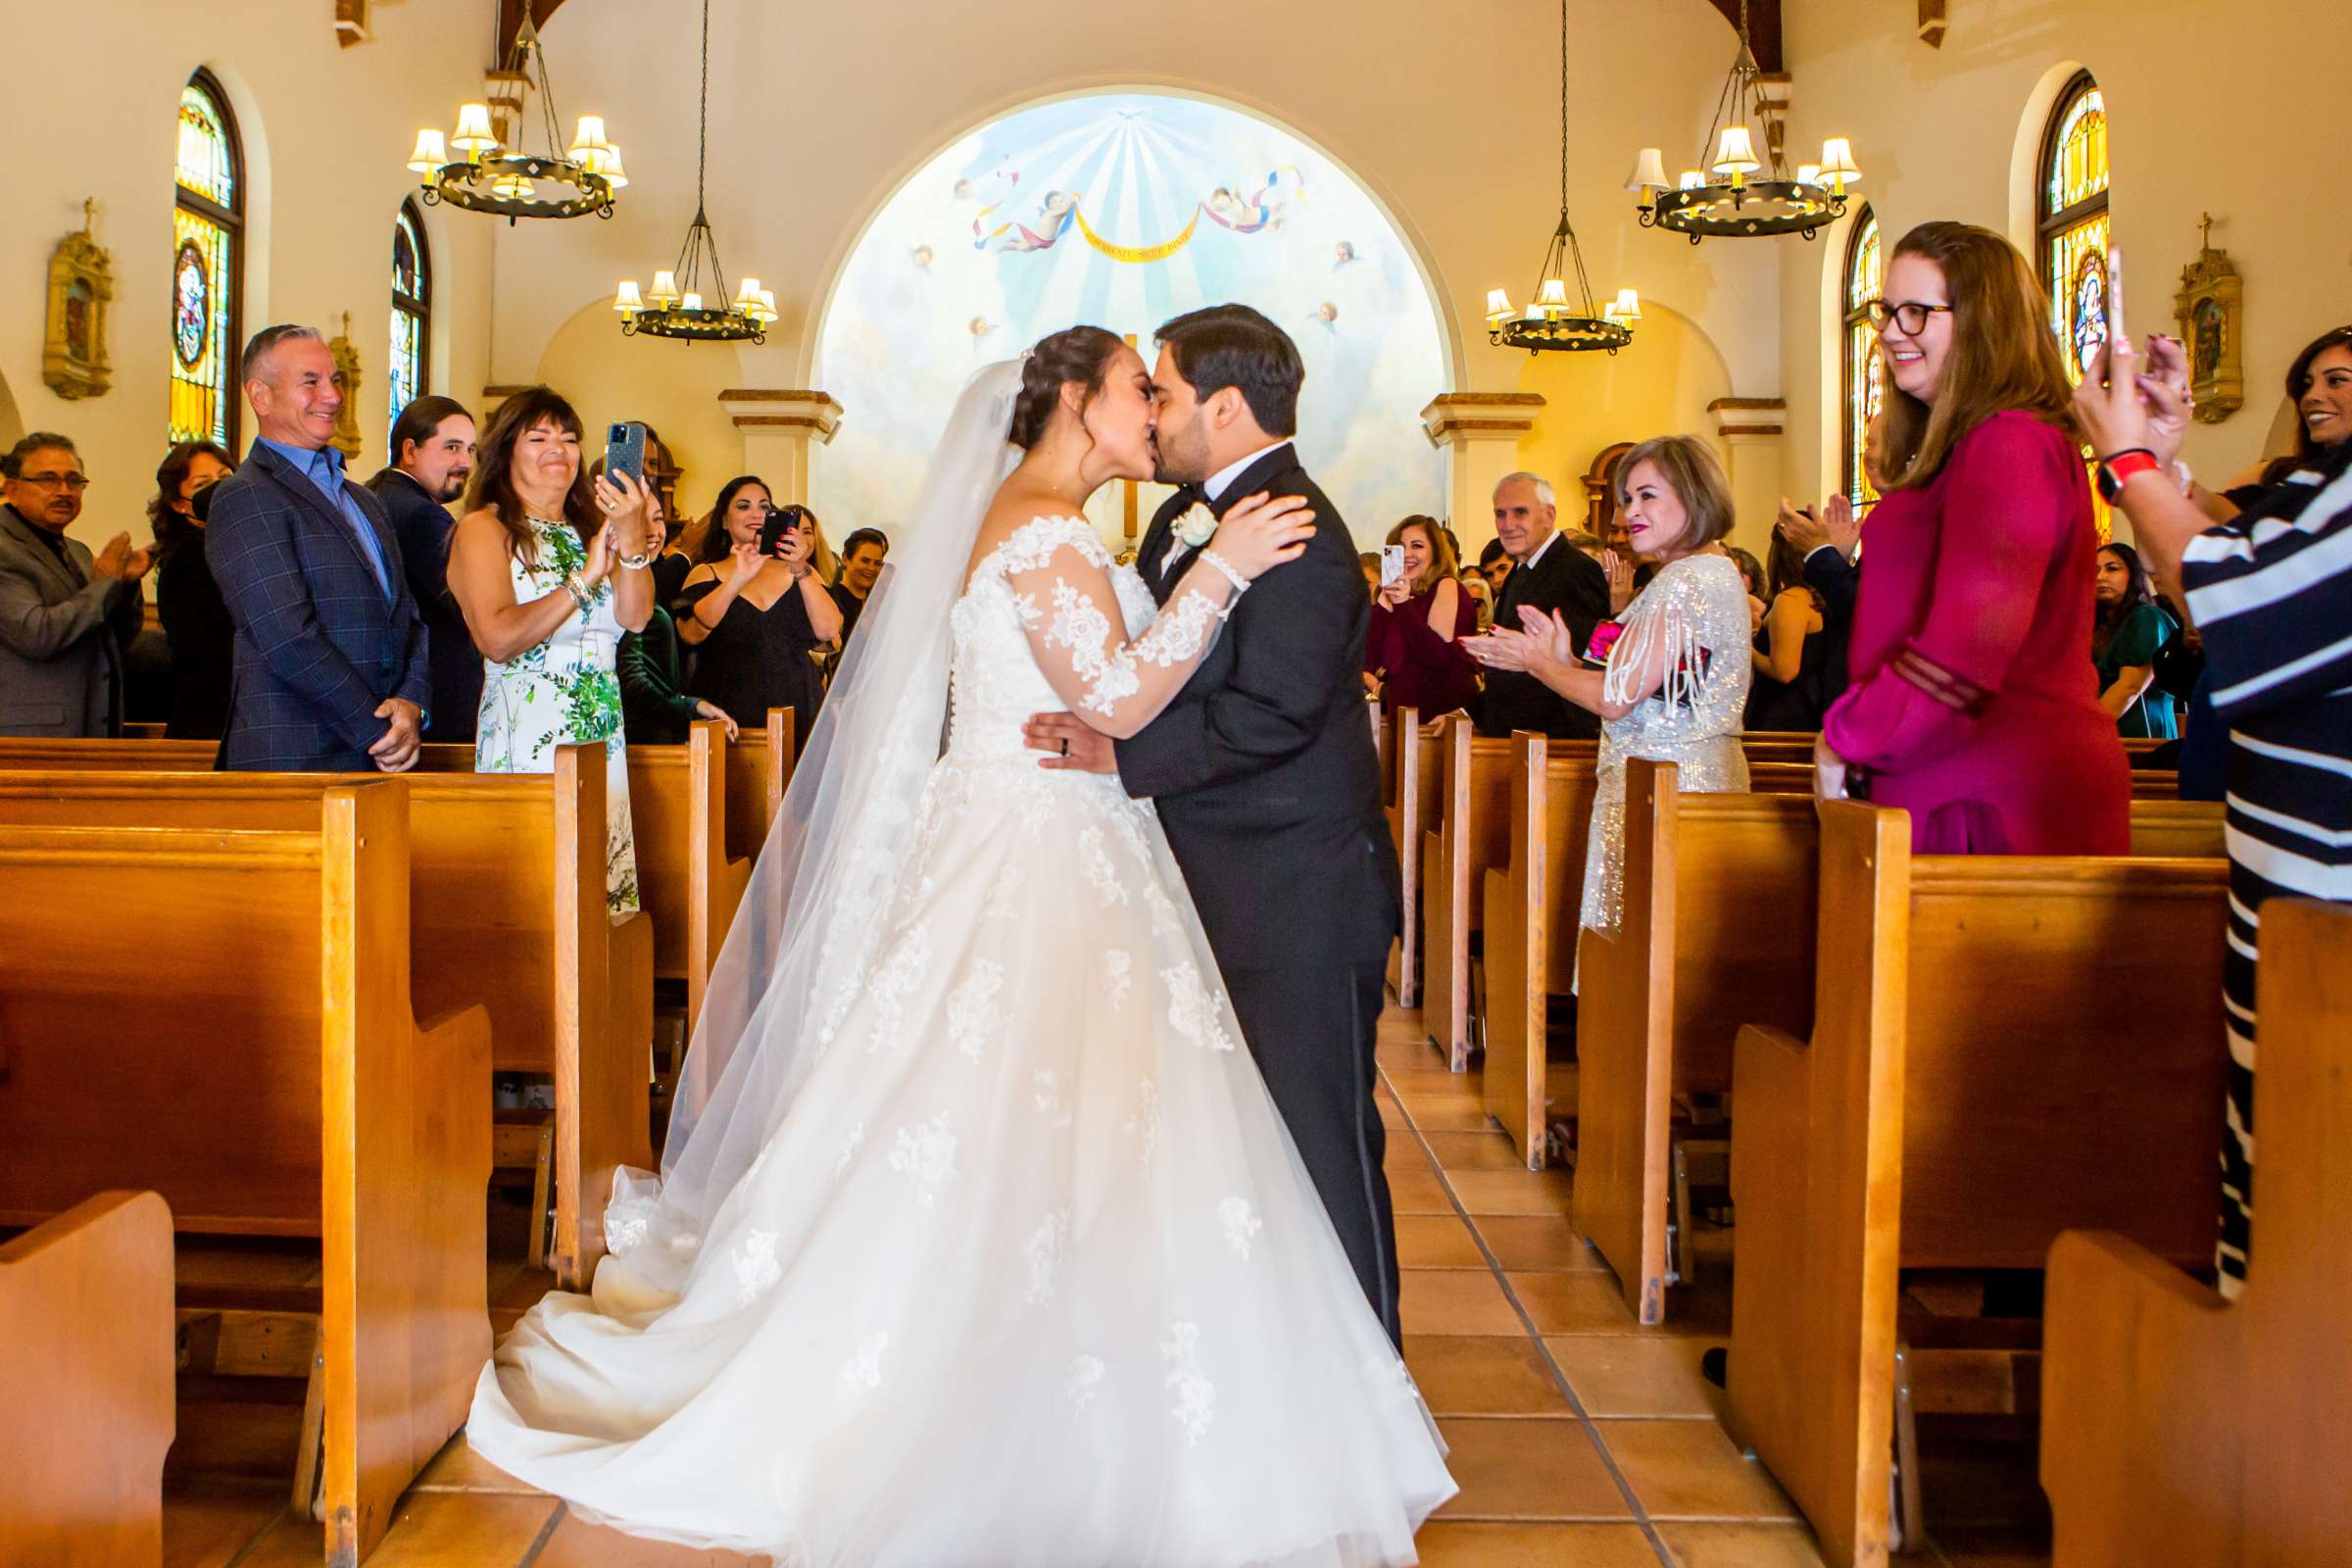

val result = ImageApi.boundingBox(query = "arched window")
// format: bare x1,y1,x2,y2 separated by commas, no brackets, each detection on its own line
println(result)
388,200,431,449
2037,72,2112,534
172,71,243,449
1840,207,1883,510
2038,73,2110,387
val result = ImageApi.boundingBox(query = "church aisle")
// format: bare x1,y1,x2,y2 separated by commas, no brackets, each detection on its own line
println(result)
158,1000,2043,1568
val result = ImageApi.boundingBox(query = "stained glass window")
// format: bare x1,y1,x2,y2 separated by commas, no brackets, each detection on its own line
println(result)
1841,208,1884,511
172,73,242,450
2038,73,2112,538
389,201,431,450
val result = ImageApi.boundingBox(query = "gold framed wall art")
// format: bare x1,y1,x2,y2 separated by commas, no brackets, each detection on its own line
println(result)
2175,214,2243,425
43,200,114,400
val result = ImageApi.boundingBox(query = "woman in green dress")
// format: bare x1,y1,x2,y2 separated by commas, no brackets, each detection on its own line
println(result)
450,386,658,913
2091,541,2179,739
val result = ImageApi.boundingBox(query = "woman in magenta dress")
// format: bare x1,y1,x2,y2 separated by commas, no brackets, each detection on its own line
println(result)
1811,220,2127,853
1364,514,1481,716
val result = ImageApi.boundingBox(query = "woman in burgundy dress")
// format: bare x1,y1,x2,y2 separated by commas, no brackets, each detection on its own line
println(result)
1811,220,2127,854
1364,514,1480,717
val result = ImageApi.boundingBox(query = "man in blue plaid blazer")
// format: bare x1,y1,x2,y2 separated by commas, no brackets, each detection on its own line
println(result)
207,325,430,772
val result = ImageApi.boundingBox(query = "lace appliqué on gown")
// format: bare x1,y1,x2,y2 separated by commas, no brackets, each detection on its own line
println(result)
464,514,1453,1565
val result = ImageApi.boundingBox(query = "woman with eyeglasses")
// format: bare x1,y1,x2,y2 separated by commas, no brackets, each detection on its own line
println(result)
1807,220,2128,855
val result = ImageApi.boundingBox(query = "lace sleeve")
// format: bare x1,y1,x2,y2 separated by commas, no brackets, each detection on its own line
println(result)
991,516,1242,739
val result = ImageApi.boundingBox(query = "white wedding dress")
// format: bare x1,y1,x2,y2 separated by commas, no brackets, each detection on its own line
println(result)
466,508,1456,1564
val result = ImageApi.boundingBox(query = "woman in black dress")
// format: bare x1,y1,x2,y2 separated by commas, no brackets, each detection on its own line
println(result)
675,479,842,731
1743,529,1833,731
148,439,237,738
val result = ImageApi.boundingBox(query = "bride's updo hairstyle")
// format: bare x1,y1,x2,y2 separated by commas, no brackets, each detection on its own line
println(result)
1008,325,1127,450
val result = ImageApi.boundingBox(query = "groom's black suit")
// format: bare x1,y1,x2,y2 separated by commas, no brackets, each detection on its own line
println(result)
1118,442,1403,1346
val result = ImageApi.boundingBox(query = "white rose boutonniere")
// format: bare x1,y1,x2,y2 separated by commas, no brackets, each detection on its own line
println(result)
1172,503,1219,550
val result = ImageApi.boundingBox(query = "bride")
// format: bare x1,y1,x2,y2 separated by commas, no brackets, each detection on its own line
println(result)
466,329,1457,1563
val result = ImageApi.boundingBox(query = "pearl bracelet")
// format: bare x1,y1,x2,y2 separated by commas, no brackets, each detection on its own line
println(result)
563,573,592,612
1198,549,1250,593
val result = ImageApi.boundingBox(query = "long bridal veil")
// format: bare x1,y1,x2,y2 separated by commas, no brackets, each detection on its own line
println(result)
602,362,1024,1296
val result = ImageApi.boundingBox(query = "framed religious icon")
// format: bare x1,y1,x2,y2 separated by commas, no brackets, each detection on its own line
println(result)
2174,214,2243,425
43,200,114,400
327,314,365,461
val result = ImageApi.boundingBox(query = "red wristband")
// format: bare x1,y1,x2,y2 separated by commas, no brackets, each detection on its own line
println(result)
2096,450,2163,504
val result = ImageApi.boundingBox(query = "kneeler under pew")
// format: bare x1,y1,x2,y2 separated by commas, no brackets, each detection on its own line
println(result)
0,1190,175,1568
0,748,646,1289
1569,760,2227,1325
0,783,491,1566
1724,800,2230,1568
2041,899,2352,1567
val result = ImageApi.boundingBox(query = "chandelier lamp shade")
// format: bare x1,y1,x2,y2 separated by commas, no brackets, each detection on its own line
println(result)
1625,1,1860,241
615,0,771,343
407,17,620,222
1487,0,1639,355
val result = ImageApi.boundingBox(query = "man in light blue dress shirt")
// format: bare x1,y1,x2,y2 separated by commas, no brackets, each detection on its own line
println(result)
205,324,431,771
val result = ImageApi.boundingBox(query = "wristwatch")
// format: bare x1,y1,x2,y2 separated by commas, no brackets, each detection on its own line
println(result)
2096,448,2163,505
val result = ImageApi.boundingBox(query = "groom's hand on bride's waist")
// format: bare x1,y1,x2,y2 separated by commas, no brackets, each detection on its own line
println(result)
1025,712,1117,774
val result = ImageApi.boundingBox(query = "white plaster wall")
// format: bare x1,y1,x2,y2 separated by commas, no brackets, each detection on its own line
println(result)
0,0,498,552
1774,0,2352,511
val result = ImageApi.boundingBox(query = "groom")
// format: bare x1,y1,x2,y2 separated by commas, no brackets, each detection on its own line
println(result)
1026,305,1404,1346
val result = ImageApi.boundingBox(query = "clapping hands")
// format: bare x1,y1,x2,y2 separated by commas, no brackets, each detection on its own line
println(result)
93,532,154,583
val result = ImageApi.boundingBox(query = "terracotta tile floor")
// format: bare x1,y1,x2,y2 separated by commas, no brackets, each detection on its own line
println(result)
161,1001,2044,1567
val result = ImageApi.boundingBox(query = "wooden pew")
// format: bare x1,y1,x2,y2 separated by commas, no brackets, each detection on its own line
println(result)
1724,802,2230,1568
1571,771,2227,1324
724,707,797,868
1424,727,1840,1071
0,1190,175,1568
1383,709,1442,1006
0,750,649,1288
1475,733,1598,1157
2040,899,2352,1567
0,785,492,1566
1422,716,1514,1068
627,719,754,1024
1480,753,1817,1180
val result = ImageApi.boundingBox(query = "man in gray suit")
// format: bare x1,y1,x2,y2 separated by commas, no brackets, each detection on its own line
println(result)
0,432,150,736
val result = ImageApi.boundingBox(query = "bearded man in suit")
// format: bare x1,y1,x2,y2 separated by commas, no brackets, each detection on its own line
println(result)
1024,304,1404,1347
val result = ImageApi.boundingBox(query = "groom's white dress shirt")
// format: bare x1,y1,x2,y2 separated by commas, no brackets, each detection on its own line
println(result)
1158,439,1294,577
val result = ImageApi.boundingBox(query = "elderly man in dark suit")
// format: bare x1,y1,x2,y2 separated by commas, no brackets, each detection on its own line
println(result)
368,394,479,742
0,432,150,735
1469,470,1612,740
207,324,430,771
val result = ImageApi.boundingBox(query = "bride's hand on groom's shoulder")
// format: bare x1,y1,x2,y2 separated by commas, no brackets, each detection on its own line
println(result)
1209,492,1316,582
1023,711,1117,773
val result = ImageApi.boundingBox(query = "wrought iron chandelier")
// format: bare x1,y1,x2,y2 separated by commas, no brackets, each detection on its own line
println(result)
1625,0,1860,242
407,16,621,223
614,0,772,343
1486,0,1640,355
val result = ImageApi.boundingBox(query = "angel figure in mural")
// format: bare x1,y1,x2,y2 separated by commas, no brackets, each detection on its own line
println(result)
996,189,1081,253
1202,168,1307,234
466,311,1453,1562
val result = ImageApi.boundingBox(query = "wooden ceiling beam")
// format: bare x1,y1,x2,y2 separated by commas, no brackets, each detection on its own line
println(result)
1704,0,1784,73
496,0,569,63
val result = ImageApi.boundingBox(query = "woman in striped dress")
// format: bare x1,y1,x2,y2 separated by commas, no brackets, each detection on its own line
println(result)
2078,323,2352,1297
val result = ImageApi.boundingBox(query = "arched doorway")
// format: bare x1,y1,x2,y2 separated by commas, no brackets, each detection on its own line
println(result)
811,89,1450,546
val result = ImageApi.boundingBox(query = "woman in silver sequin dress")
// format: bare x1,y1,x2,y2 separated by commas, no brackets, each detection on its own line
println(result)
1465,435,1753,945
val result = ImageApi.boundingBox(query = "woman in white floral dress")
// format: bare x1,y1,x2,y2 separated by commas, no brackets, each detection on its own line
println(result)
449,386,656,913
464,339,1454,1563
